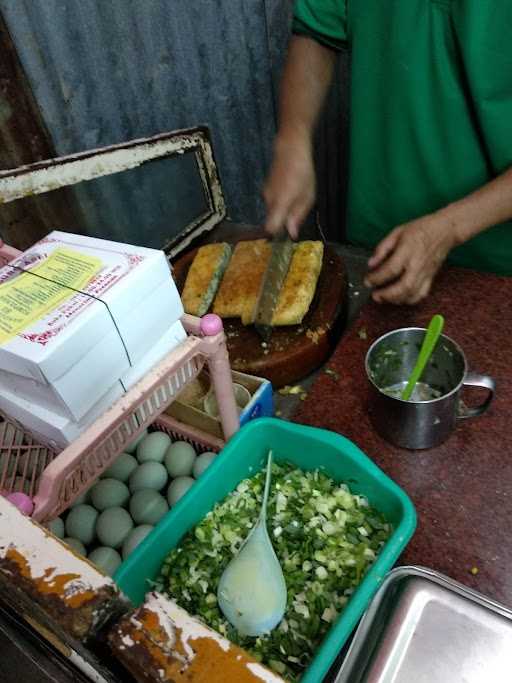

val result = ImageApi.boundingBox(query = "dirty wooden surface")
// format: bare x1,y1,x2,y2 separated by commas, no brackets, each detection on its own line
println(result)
109,592,286,683
0,497,128,681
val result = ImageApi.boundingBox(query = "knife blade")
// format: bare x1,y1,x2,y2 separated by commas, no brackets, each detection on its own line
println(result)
253,233,295,341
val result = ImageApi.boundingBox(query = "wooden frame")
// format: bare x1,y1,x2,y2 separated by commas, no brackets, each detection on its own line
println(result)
0,126,226,258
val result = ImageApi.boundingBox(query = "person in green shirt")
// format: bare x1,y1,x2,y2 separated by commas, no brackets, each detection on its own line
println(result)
264,1,512,304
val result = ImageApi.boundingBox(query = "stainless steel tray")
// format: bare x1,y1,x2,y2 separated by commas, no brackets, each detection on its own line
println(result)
335,565,512,683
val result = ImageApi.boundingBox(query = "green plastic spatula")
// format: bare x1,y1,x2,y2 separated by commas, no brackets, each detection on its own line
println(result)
401,314,445,401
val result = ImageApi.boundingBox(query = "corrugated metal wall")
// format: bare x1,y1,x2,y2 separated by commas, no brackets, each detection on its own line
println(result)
0,0,348,244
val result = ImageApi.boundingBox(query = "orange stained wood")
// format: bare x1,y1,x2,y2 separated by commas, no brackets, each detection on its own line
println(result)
5,547,96,608
119,607,284,683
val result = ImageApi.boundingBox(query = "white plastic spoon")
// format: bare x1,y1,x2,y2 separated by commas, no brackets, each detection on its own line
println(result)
217,451,287,637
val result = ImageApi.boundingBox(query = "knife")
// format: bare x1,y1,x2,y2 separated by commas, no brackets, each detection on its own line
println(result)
253,233,295,341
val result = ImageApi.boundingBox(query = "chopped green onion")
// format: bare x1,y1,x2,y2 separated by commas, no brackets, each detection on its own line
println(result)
156,462,391,681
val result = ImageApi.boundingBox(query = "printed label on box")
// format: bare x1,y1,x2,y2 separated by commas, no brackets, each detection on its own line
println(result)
0,248,102,345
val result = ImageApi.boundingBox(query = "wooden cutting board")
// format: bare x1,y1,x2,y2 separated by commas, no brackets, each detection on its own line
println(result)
173,241,347,388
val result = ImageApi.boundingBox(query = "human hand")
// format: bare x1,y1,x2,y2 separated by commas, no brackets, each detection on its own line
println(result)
364,213,457,305
263,134,315,239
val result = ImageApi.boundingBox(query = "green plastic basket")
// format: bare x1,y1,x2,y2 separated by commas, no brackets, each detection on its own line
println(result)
115,418,416,683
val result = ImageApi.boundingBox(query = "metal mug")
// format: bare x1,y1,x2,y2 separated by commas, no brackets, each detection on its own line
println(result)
365,327,495,449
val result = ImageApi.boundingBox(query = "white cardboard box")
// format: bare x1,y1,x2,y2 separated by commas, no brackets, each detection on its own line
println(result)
121,319,187,388
0,320,188,450
0,382,126,451
0,231,184,420
0,281,187,421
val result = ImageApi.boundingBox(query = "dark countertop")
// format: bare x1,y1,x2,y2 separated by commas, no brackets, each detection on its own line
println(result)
293,265,512,606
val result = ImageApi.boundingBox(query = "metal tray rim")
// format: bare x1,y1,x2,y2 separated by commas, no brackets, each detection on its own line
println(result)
335,564,512,682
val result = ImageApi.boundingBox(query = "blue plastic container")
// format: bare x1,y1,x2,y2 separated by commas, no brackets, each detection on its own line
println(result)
115,418,416,682
239,375,273,425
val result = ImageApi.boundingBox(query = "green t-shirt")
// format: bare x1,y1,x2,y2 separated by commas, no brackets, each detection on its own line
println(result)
294,0,512,275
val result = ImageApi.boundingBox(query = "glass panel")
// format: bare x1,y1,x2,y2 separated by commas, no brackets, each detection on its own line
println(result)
0,150,210,250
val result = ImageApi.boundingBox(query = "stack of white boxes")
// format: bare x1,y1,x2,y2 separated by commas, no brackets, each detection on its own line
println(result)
0,231,187,450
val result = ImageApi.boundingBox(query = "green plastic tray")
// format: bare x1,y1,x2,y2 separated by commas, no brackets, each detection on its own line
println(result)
115,418,416,683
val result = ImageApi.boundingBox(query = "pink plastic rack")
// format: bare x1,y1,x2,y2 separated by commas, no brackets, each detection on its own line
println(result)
0,240,239,522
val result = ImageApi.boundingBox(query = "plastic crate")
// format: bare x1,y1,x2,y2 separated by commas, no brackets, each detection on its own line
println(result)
114,417,417,683
0,239,239,522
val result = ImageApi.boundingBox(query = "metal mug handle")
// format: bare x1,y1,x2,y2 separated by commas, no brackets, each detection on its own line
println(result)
457,372,495,419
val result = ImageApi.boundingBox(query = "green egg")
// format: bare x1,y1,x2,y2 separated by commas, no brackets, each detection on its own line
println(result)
65,505,98,545
167,476,195,507
0,422,24,447
17,452,42,478
0,453,17,478
102,453,138,482
136,432,171,464
122,525,154,560
125,430,148,454
129,490,168,525
88,547,122,576
192,452,217,479
96,507,133,549
164,441,196,478
70,490,90,507
47,517,65,539
90,478,130,511
63,537,87,556
129,462,168,493
7,475,31,495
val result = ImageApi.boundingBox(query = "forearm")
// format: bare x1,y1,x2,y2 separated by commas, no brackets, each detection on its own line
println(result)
365,165,512,304
275,35,337,146
436,166,512,245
